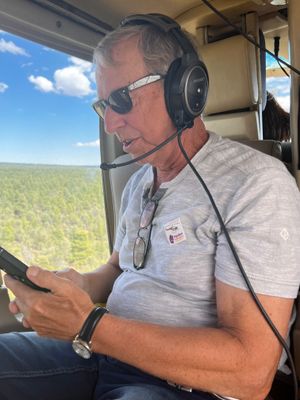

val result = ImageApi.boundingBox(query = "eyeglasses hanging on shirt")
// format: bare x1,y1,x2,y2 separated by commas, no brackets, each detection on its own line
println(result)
133,188,166,270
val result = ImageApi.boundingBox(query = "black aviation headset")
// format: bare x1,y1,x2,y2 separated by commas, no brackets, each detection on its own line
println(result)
120,13,209,130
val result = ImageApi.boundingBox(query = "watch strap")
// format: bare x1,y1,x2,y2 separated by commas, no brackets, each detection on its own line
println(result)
78,306,108,343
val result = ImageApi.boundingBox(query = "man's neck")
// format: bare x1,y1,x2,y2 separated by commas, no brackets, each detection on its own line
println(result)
154,121,208,189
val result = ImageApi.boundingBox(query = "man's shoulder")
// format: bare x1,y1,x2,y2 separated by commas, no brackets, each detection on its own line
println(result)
204,132,289,178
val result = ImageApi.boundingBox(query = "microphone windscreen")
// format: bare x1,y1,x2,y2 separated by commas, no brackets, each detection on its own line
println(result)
100,162,115,170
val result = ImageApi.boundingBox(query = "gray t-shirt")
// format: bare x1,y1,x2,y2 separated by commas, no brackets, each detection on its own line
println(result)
107,132,300,329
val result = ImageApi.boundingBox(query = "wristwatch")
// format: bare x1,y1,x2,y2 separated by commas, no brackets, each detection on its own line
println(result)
72,306,108,359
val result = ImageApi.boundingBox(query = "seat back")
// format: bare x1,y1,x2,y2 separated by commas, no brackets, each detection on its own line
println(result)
293,296,300,379
201,34,260,140
0,282,24,333
199,28,291,168
108,155,140,235
237,139,282,160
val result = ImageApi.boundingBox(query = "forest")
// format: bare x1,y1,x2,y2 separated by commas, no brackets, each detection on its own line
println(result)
0,163,109,274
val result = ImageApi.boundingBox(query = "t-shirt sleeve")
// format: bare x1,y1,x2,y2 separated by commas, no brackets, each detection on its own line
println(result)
215,167,300,298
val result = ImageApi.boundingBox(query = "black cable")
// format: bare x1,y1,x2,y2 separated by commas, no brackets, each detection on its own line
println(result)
274,37,290,78
200,0,300,77
197,2,298,395
100,125,187,170
177,131,298,400
277,59,290,78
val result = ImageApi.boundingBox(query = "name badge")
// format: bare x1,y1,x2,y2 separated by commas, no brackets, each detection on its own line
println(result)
164,217,186,245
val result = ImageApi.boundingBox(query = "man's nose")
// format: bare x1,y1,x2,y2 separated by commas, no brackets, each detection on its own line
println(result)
104,107,126,134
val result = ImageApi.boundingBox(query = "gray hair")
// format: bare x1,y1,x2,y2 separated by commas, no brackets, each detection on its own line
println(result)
93,23,187,75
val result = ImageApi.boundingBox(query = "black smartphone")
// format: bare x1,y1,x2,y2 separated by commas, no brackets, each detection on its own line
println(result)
0,247,50,292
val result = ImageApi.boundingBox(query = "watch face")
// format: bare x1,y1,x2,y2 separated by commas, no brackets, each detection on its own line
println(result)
72,339,92,359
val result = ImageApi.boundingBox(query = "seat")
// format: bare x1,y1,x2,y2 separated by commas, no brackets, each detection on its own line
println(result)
199,27,289,165
292,296,300,383
0,280,24,333
238,139,282,160
108,155,140,235
200,33,261,140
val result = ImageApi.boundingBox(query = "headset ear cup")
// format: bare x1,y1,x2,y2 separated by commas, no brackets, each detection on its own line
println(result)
185,59,209,116
164,58,181,126
164,56,209,129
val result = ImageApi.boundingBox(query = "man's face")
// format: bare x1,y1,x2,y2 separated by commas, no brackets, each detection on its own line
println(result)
96,37,177,167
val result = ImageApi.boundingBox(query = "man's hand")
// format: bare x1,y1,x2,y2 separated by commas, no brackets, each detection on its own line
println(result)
55,267,89,292
4,266,95,340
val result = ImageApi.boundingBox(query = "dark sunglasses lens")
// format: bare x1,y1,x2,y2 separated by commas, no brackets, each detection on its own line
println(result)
109,88,132,114
133,237,146,269
140,201,156,229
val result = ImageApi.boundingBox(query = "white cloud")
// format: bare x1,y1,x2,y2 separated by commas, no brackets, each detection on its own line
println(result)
0,38,29,56
21,62,33,68
0,82,8,93
42,46,56,52
276,95,290,112
28,75,56,93
54,65,94,97
267,77,290,94
266,76,290,111
28,56,95,97
75,139,99,148
89,70,96,84
69,56,92,71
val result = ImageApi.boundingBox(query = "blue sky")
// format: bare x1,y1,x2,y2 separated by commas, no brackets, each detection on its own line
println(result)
0,30,100,166
0,31,290,166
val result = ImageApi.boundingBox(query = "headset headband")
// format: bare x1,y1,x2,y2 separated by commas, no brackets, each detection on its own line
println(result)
119,13,209,128
120,13,197,57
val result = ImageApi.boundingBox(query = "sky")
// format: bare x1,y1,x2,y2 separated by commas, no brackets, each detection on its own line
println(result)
0,30,290,166
0,30,100,166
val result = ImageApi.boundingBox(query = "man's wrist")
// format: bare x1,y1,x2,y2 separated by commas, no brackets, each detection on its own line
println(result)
72,306,108,359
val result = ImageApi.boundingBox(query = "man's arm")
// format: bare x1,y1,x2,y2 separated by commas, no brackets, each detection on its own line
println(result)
5,266,293,400
90,279,293,400
83,250,122,303
53,250,122,304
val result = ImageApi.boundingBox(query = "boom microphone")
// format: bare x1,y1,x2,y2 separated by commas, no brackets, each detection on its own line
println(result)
100,124,189,170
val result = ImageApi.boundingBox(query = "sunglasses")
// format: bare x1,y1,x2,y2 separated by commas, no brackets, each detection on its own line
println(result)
133,188,166,270
92,74,164,119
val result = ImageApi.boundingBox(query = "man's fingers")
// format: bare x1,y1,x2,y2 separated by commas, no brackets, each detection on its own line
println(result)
26,266,72,295
22,317,31,329
9,299,32,328
8,300,20,315
4,274,32,296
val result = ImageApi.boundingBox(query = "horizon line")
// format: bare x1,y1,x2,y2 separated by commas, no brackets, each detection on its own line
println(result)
0,161,99,168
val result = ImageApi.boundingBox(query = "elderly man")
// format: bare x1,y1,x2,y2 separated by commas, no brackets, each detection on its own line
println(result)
1,14,300,400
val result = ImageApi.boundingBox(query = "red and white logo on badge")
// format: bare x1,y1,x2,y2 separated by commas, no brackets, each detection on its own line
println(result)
164,217,186,245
